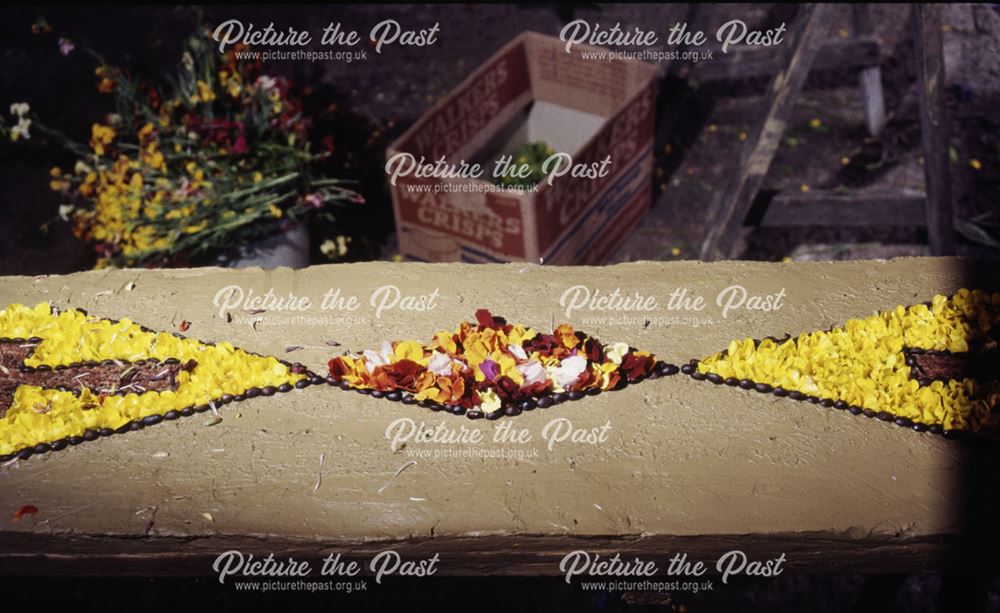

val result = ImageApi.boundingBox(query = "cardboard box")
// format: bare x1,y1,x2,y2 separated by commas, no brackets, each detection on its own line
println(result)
387,32,658,264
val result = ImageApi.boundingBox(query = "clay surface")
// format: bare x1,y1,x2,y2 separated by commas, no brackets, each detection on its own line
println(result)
1,258,998,575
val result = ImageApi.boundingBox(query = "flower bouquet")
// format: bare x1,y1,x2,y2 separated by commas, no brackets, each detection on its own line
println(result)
11,24,362,268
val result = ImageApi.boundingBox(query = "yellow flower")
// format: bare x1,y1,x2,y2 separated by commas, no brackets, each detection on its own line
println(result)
192,80,216,104
269,203,283,218
89,124,116,156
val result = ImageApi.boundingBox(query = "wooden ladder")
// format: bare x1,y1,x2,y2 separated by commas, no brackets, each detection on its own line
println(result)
699,4,956,260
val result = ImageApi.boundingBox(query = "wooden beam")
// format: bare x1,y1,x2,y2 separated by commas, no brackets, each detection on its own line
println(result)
759,189,927,227
853,5,887,136
913,4,956,255
701,3,837,260
696,36,880,83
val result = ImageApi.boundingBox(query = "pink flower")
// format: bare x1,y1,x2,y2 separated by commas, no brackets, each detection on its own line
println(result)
58,38,75,56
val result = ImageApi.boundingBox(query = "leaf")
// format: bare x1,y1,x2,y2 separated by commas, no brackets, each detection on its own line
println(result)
949,146,959,164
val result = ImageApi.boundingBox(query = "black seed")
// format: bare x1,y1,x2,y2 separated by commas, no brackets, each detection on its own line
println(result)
164,410,180,420
194,404,210,413
35,364,51,372
833,400,848,410
568,390,586,401
876,411,893,422
245,387,261,398
706,373,723,385
50,439,67,451
55,364,66,371
894,417,913,427
647,371,662,380
33,443,51,454
627,374,646,384
219,394,234,404
486,408,505,420
142,414,164,426
325,376,339,386
129,422,144,431
772,387,788,397
466,410,484,420
0,454,11,462
807,396,820,404
690,372,706,381
180,406,195,416
520,399,537,411
164,357,180,365
295,379,311,389
356,388,371,395
912,422,928,432
370,390,385,399
942,429,963,440
537,397,554,409
418,400,432,408
928,424,944,434
260,386,277,397
450,405,467,416
83,430,99,441
680,364,695,375
586,387,601,396
788,391,805,400
659,363,680,376
401,394,417,405
385,391,402,402
554,392,569,403
114,423,132,434
277,383,292,393
309,376,324,385
67,436,84,445
848,406,863,415
862,408,877,418
918,378,932,387
724,377,739,387
99,428,114,436
101,359,115,367
429,402,444,412
16,448,33,460
233,394,246,402
754,383,772,393
820,399,834,408
505,405,522,417
738,379,754,390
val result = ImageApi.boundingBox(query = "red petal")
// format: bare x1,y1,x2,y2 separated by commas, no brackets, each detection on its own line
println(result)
11,505,39,522
475,309,495,329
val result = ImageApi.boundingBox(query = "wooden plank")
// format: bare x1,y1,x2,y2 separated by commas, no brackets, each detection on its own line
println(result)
700,3,837,260
760,189,927,227
853,4,887,136
913,4,956,255
696,36,881,82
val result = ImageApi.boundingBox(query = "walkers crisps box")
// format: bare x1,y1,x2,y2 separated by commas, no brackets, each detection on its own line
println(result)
387,32,658,264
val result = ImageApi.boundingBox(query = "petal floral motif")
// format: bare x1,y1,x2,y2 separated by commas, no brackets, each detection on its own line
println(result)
327,309,668,416
0,303,308,458
694,289,1000,437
